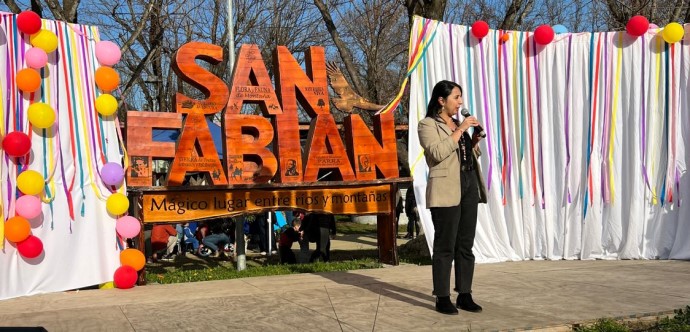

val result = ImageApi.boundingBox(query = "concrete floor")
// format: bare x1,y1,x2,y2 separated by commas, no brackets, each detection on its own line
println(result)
0,259,689,331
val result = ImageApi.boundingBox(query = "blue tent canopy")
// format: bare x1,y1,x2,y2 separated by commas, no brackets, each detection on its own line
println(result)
152,117,224,158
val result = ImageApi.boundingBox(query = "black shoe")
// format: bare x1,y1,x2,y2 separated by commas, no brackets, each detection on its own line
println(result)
435,296,458,315
457,293,482,312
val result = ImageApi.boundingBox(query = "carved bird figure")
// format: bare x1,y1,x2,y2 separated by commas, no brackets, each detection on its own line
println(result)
326,61,386,113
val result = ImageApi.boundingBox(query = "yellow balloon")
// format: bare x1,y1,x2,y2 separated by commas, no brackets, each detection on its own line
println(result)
29,29,58,53
17,170,45,195
95,94,118,116
662,22,684,44
106,193,129,215
99,281,115,289
27,102,56,129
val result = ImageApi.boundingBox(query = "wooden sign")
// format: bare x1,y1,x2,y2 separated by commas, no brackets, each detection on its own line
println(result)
126,42,398,187
126,112,182,186
140,184,391,223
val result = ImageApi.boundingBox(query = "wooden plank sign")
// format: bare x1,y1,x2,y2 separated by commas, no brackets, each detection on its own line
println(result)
126,42,399,187
140,184,392,223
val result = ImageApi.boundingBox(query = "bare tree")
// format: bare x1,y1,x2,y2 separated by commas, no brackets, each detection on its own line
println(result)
603,0,690,28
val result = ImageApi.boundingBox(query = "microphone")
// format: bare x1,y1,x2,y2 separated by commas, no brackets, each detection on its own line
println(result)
460,108,486,138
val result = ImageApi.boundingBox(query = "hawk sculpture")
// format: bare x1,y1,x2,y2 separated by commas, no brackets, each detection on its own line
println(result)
326,61,386,113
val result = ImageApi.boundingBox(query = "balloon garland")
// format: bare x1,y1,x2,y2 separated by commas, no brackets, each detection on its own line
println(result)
466,16,685,48
3,11,141,289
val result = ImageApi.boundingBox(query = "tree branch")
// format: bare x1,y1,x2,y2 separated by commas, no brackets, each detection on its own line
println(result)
312,0,367,97
4,0,21,13
120,2,155,55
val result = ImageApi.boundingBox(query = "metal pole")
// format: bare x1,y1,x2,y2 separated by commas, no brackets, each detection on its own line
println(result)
227,0,235,75
227,0,244,271
267,212,272,256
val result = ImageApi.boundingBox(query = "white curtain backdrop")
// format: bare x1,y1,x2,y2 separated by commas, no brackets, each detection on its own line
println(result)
407,16,690,262
1,13,122,300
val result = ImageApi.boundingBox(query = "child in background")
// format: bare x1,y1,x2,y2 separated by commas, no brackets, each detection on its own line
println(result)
278,219,303,264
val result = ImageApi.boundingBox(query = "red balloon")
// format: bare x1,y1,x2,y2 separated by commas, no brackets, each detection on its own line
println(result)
2,132,32,157
534,25,555,45
626,15,649,37
17,11,42,35
471,20,489,39
17,235,43,259
113,266,138,289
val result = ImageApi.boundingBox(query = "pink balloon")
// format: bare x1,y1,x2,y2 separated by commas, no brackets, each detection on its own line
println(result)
15,195,42,219
25,48,48,69
101,162,125,186
116,216,141,239
95,41,121,66
17,235,43,259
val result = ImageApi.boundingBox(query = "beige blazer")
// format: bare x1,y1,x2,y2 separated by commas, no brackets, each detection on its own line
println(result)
418,117,487,208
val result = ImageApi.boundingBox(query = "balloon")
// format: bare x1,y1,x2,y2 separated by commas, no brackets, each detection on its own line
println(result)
101,162,125,186
95,94,118,116
116,216,141,239
17,170,45,196
662,22,684,44
113,265,138,289
27,102,56,129
15,195,42,219
16,68,41,93
4,216,31,243
95,41,122,66
626,15,649,37
553,24,568,34
25,48,48,69
99,282,115,289
106,193,130,216
1,131,32,157
30,29,58,53
500,33,510,43
471,20,489,39
17,11,42,35
534,25,555,45
120,249,146,271
94,67,120,92
17,235,43,259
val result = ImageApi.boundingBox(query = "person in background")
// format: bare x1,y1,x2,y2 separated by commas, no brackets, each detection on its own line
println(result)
201,220,233,258
151,224,177,262
182,223,200,254
395,189,404,237
295,211,311,263
418,80,487,315
404,188,420,239
308,213,337,263
278,219,303,264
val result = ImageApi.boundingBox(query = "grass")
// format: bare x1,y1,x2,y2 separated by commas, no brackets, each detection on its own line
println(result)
145,258,381,284
336,221,408,235
143,220,423,285
574,306,690,331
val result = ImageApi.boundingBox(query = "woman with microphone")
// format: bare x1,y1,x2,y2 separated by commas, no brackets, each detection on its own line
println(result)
417,80,487,315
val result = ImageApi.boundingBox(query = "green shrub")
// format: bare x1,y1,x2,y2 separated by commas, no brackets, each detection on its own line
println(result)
574,319,629,332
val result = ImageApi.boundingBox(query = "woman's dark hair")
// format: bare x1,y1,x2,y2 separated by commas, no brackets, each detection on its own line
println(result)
425,80,462,118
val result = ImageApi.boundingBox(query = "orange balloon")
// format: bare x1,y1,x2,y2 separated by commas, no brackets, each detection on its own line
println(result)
119,248,146,271
5,216,31,243
94,67,120,92
16,68,42,92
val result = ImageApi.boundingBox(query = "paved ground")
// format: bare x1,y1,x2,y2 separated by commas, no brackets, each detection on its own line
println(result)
1,229,688,331
0,258,689,331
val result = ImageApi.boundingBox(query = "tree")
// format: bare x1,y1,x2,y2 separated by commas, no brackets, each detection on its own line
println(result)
603,0,690,28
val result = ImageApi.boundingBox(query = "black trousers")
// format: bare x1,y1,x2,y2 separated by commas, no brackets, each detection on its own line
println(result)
279,246,296,264
310,227,331,262
430,170,480,296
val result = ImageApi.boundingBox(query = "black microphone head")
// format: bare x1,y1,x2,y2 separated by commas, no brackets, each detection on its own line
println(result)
460,108,471,117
